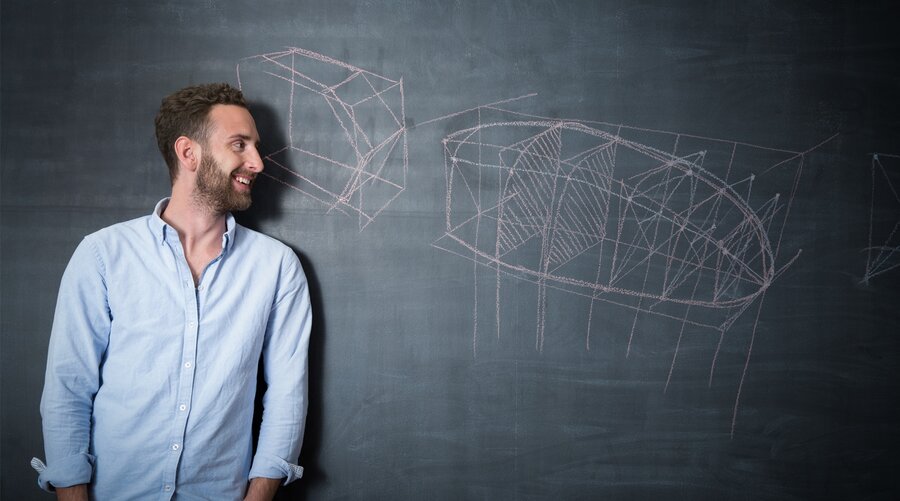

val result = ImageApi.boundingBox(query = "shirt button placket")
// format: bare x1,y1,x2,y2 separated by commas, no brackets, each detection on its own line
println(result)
176,271,198,473
164,247,198,498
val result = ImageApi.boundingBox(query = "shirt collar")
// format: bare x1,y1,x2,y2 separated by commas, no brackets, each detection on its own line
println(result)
151,198,237,252
223,211,236,252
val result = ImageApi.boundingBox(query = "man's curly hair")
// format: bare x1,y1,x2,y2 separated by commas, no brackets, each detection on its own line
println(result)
155,83,247,182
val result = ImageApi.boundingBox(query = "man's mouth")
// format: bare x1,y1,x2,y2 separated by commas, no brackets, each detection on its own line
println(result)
233,174,253,186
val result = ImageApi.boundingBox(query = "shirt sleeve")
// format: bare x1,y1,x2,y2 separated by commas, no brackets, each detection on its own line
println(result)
35,236,111,491
248,252,312,485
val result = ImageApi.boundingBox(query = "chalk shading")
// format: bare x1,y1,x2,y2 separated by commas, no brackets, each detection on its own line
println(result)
433,102,833,435
862,153,900,284
237,47,408,231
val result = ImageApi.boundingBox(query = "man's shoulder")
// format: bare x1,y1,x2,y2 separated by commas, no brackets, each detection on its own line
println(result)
63,214,156,273
84,214,155,244
233,223,299,262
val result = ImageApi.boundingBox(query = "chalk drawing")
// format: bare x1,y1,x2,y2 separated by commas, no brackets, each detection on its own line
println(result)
237,47,408,231
432,101,835,435
862,153,900,284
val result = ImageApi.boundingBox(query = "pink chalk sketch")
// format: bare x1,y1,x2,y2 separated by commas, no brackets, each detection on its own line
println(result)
433,102,834,434
237,47,408,230
863,153,900,284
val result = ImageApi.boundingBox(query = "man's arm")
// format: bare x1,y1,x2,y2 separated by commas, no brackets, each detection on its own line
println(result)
247,253,312,487
55,484,88,501
244,477,282,501
36,237,110,492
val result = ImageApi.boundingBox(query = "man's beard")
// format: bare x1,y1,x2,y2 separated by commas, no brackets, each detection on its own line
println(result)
193,154,253,213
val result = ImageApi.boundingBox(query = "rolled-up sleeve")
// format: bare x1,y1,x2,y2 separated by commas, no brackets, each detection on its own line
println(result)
35,237,110,491
248,253,312,485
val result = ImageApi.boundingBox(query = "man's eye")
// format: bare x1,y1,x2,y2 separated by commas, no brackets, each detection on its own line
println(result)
234,141,245,150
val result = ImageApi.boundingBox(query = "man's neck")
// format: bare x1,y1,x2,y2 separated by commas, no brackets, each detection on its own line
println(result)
160,192,227,256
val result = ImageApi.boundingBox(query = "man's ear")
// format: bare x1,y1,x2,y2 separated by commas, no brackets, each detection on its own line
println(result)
174,136,202,173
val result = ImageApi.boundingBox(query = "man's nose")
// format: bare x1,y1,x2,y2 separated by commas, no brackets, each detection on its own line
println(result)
246,147,264,173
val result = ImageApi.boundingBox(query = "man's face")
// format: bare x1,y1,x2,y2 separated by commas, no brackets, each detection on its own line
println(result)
192,105,263,213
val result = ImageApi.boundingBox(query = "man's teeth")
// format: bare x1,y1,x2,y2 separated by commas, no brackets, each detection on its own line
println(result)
235,176,251,185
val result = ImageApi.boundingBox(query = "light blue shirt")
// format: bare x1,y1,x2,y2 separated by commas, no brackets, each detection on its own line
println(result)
34,199,312,500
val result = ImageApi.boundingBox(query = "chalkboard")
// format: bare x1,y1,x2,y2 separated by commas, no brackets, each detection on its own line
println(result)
2,1,899,499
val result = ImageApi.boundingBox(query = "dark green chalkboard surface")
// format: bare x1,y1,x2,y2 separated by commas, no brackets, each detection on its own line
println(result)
3,1,899,499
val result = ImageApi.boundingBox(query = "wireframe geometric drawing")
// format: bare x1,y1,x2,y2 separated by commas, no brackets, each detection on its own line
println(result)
237,47,408,230
433,102,834,434
862,153,900,284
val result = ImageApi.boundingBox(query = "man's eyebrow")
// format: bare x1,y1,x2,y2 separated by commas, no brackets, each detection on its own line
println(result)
226,133,260,146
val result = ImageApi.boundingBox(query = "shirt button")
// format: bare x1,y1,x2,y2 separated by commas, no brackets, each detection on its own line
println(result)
184,362,192,369
164,485,171,491
179,404,187,411
188,321,195,328
198,285,205,291
171,444,180,451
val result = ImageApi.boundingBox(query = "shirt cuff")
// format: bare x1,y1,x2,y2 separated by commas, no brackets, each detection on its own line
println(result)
32,452,95,492
248,453,304,485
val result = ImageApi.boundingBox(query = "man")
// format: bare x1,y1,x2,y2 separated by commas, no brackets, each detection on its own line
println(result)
33,83,311,500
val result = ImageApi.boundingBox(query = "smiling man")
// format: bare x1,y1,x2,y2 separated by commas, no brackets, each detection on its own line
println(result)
33,83,312,501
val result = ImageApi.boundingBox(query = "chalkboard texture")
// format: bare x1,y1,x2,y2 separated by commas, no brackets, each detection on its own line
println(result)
2,1,899,499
